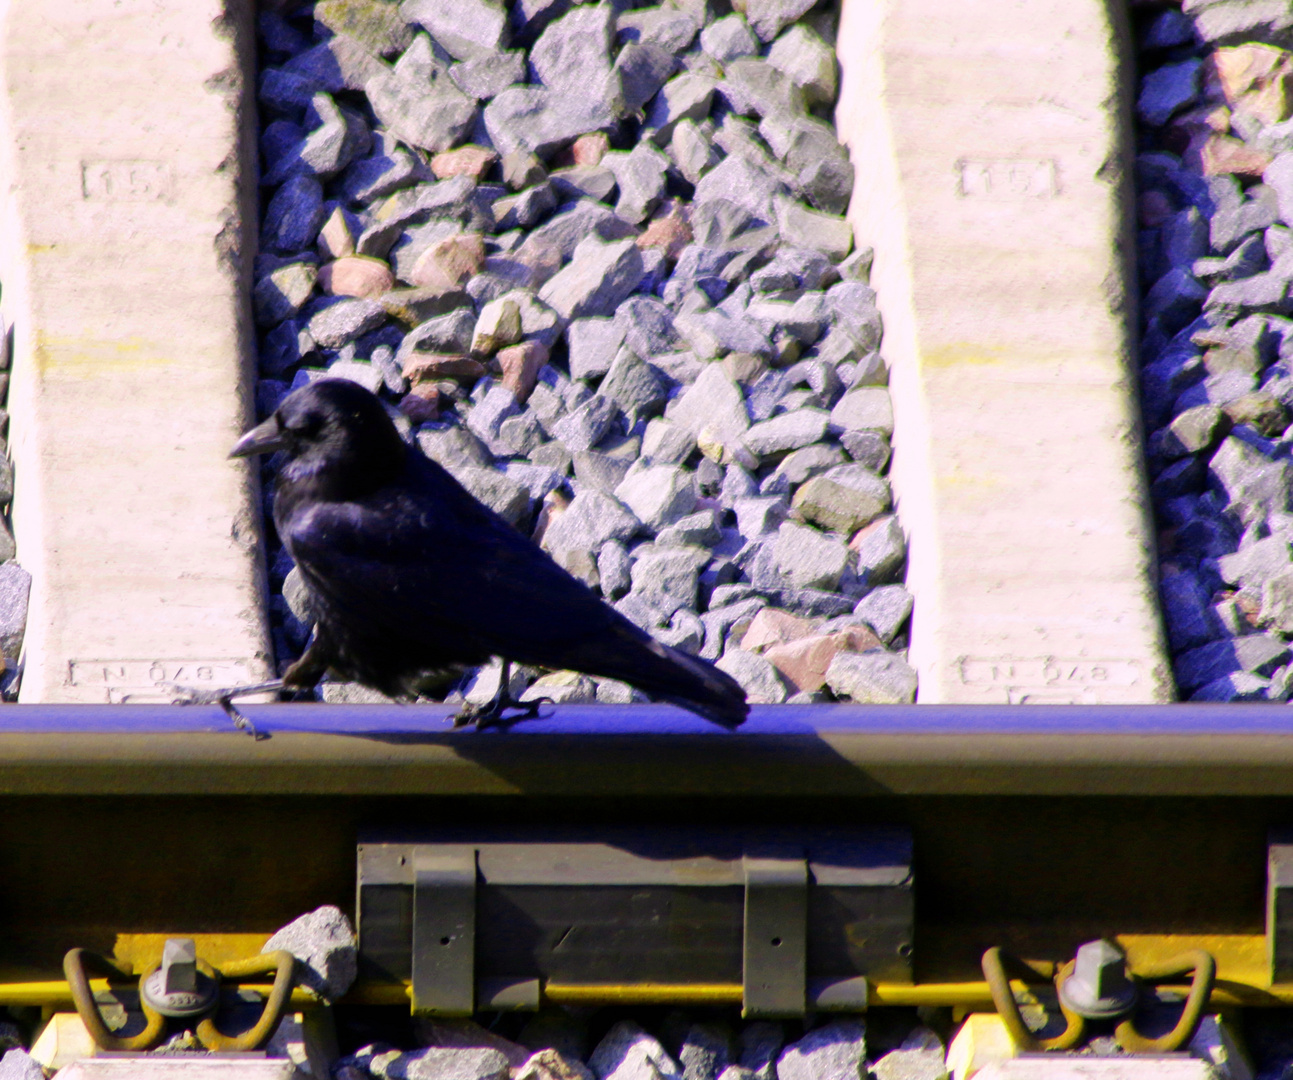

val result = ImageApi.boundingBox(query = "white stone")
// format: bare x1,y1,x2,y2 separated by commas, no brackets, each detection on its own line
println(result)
830,387,894,437
327,359,385,395
742,409,830,457
400,0,509,61
630,546,704,613
473,298,523,355
538,237,645,321
766,25,837,107
590,1022,682,1080
851,514,906,580
454,467,532,528
615,463,698,533
826,649,918,703
0,1051,43,1080
568,317,625,381
871,1047,948,1080
701,15,759,64
774,196,852,261
541,490,641,555
1188,1014,1254,1080
0,562,31,658
404,1047,511,1080
263,904,358,1002
716,647,788,703
464,658,529,704
775,1021,866,1080
667,364,751,444
774,521,850,591
1268,153,1293,230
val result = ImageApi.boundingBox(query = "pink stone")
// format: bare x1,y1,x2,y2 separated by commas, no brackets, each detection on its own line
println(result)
740,608,820,652
319,256,394,299
1235,592,1262,628
497,340,550,404
763,628,883,694
514,239,564,286
402,353,487,385
570,132,610,167
409,233,486,291
1199,133,1272,177
1212,43,1290,103
1235,72,1292,127
431,145,498,180
637,201,693,261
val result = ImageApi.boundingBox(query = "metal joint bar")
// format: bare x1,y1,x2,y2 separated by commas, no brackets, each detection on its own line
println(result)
411,847,477,1016
743,851,807,1017
1268,830,1293,984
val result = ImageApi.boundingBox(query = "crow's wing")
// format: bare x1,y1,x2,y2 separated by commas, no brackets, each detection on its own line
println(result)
280,459,628,666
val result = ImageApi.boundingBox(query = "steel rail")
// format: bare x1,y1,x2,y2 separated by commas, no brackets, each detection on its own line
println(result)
1,702,1293,795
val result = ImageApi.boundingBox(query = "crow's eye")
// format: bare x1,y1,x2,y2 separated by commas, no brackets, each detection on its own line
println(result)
284,411,324,438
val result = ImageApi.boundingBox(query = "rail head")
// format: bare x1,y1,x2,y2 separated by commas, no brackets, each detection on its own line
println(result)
0,703,1290,796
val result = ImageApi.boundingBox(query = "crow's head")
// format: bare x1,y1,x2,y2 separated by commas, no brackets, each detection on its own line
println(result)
231,378,406,491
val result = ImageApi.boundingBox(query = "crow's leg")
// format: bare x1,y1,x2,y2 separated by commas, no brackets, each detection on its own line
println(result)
451,659,552,729
282,634,332,690
165,631,333,739
163,679,285,739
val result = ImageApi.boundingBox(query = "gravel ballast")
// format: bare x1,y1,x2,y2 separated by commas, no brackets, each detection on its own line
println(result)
1134,1,1293,700
253,0,916,708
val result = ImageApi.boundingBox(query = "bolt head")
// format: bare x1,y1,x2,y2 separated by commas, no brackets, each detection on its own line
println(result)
161,937,198,995
1059,939,1139,1019
142,938,217,1019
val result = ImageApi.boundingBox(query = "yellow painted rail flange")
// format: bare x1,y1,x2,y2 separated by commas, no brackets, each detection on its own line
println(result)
0,981,319,1009
0,933,1280,1010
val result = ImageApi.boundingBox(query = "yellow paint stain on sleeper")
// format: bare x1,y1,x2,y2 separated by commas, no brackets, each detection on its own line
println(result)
921,343,1107,373
936,470,1004,491
32,331,173,376
922,344,1009,370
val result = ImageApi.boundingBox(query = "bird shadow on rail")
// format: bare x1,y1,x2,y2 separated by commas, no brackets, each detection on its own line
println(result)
320,702,900,796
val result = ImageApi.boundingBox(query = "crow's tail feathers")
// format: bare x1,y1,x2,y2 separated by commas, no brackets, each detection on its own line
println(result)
567,625,750,729
646,640,749,729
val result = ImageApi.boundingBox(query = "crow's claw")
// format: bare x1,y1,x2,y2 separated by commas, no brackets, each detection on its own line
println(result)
164,679,284,740
450,694,553,729
162,684,228,706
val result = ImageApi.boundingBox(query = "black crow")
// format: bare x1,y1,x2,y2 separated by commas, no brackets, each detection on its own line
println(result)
222,378,748,728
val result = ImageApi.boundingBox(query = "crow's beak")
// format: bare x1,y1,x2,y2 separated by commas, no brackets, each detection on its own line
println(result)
229,417,287,459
